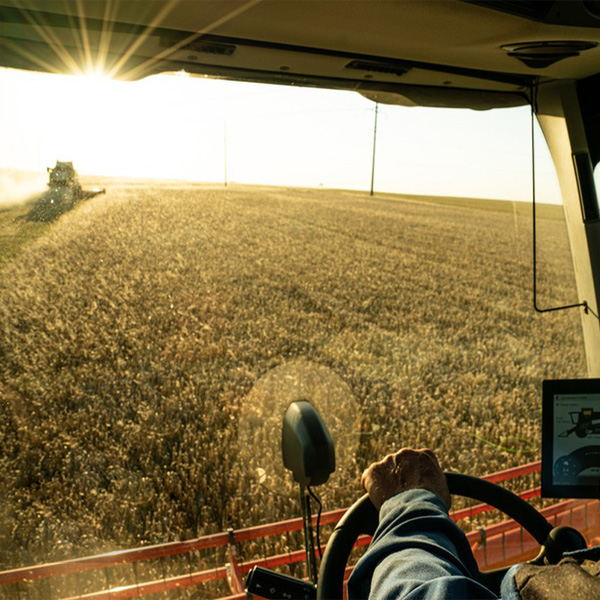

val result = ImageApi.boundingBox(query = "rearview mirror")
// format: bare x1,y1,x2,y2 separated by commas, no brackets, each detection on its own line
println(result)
282,400,335,487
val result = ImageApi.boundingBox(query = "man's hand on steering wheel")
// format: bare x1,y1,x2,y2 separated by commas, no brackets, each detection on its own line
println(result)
361,448,452,511
318,447,557,599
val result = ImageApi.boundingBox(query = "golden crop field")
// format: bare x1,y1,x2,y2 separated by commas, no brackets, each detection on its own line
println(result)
0,184,586,579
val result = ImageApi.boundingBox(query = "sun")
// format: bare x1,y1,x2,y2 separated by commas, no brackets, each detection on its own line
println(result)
82,66,111,82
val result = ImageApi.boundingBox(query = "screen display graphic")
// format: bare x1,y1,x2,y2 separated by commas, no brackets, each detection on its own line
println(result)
542,379,600,498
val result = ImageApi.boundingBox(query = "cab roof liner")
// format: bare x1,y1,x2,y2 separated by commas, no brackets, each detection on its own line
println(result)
1,0,600,109
465,0,600,27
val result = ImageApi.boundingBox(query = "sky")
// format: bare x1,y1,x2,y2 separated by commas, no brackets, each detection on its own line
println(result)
0,66,567,204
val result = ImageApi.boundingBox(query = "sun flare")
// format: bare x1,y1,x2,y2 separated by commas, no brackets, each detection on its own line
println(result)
82,67,111,82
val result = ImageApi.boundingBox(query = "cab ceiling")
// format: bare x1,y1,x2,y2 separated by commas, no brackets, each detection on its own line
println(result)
1,0,600,109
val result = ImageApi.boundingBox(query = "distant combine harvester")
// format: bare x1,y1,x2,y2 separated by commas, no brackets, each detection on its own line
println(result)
26,160,105,222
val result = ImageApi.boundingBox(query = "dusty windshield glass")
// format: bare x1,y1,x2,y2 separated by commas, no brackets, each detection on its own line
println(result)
0,70,586,582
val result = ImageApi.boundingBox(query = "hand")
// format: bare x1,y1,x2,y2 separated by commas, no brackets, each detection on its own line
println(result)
361,448,451,511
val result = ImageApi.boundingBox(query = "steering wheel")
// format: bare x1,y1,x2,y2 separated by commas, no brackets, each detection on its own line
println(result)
317,472,555,600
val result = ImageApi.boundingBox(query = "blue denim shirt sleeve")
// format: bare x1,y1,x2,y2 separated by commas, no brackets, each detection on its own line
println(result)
347,489,499,600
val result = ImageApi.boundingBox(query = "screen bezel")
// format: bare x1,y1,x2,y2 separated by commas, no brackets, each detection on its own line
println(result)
542,378,600,498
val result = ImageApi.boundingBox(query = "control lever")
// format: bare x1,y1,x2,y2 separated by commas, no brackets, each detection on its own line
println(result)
246,566,316,599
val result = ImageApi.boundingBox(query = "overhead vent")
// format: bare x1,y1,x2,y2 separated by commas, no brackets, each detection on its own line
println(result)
346,60,410,77
501,41,597,68
160,37,236,56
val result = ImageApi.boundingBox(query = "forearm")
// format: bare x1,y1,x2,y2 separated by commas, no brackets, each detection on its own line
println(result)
347,489,497,600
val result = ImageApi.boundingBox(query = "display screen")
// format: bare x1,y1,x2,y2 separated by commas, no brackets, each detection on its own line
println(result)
542,379,600,498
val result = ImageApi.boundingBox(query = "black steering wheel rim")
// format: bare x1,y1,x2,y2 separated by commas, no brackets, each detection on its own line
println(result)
317,472,553,600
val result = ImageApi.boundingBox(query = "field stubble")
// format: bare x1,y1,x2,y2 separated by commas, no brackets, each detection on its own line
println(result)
0,185,586,587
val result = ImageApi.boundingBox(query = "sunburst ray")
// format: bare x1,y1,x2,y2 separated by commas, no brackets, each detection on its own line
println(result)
13,0,83,74
106,0,180,79
120,0,264,81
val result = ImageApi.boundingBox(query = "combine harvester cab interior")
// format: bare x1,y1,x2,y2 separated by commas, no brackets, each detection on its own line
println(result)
1,1,600,598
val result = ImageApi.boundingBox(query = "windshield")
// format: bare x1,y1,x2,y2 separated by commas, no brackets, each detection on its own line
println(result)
0,68,586,596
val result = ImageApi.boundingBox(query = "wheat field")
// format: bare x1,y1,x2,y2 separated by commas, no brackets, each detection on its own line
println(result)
0,184,586,579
